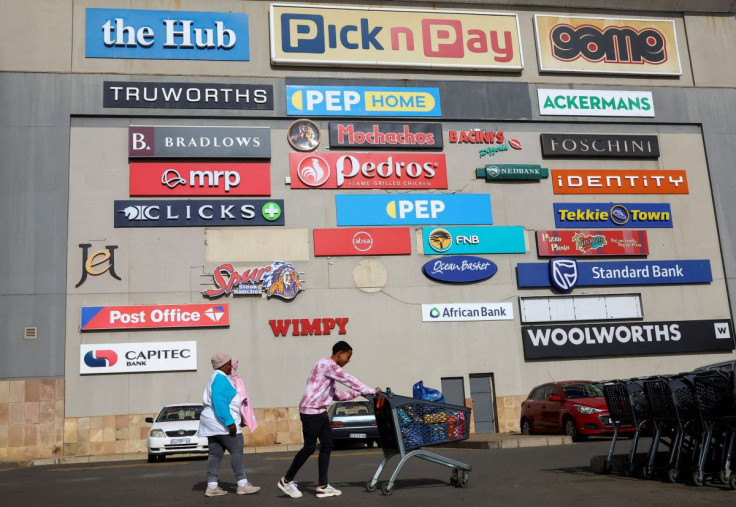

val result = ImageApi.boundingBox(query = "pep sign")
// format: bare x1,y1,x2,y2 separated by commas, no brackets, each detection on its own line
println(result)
286,85,441,117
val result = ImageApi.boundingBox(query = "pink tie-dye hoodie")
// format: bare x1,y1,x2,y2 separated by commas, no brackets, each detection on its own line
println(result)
299,357,375,414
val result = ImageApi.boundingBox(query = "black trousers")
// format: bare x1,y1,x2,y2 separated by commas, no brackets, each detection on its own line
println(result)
284,412,334,486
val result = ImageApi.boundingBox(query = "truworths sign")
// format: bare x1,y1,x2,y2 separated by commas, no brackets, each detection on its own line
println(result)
538,89,654,117
422,303,514,322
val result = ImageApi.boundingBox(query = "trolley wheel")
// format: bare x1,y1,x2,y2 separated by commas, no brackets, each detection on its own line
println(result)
598,462,612,475
380,482,393,496
691,471,704,487
717,470,728,485
641,467,649,480
365,481,377,492
457,471,469,488
666,468,679,483
730,473,736,490
622,461,632,477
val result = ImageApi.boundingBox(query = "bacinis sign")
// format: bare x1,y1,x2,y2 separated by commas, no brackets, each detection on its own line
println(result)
329,122,443,149
114,199,284,227
129,126,270,159
313,228,412,256
541,134,660,158
105,82,273,109
130,162,271,196
289,152,447,189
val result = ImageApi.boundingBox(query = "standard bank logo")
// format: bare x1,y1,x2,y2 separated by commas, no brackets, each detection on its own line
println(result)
549,258,578,292
286,85,441,117
83,350,118,368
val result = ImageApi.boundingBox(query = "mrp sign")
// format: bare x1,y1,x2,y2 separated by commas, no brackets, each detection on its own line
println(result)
286,85,441,117
85,8,250,61
336,194,492,226
270,4,522,71
81,304,229,331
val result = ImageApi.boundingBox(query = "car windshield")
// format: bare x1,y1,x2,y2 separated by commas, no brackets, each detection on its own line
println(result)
334,402,372,417
561,383,603,399
155,405,203,422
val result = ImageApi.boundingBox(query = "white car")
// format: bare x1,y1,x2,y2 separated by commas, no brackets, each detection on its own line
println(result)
145,403,208,462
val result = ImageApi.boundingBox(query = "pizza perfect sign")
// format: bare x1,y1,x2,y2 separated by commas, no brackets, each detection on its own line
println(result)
81,304,229,331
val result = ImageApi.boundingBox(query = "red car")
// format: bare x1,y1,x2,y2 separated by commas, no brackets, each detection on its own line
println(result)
520,381,632,441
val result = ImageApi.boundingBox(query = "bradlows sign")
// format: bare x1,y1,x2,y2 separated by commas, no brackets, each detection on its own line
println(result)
538,89,654,117
129,126,271,158
80,341,197,375
81,304,229,331
313,228,412,256
105,82,273,109
541,134,660,158
289,152,447,189
329,122,443,149
522,320,734,360
114,199,284,227
269,318,349,337
130,162,271,196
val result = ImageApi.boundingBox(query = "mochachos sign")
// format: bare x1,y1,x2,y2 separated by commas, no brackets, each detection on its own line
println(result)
128,126,271,159
85,8,250,61
540,134,660,158
286,85,441,117
80,341,197,375
105,82,273,109
81,304,229,331
336,194,492,226
422,302,513,322
476,164,548,181
329,122,443,149
538,89,654,117
522,320,734,360
114,199,284,227
422,255,498,283
423,226,526,254
270,4,522,71
554,203,673,228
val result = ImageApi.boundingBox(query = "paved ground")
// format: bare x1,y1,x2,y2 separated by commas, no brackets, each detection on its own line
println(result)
1,439,735,506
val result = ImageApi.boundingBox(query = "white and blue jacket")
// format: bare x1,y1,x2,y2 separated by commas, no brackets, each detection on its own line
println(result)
199,370,242,437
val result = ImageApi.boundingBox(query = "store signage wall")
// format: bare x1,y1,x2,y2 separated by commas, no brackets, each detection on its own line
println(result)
517,259,713,289
536,230,649,256
128,126,271,159
422,256,498,283
105,82,273,110
81,304,229,331
80,341,197,375
313,228,412,256
289,152,447,189
534,15,681,76
554,203,673,228
422,302,513,322
130,162,271,196
423,226,526,254
476,164,548,181
286,85,441,117
540,134,660,158
114,199,284,227
270,4,522,71
522,320,733,360
329,122,443,149
269,318,349,336
336,194,492,226
203,262,303,300
85,8,250,61
76,243,121,288
538,89,654,117
552,170,688,194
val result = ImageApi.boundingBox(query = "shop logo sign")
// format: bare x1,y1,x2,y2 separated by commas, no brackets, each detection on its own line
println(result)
130,162,271,196
422,255,498,283
336,194,492,226
85,8,250,61
114,199,284,227
80,342,197,375
76,243,121,288
286,85,441,117
313,228,412,256
537,230,649,256
554,203,673,228
476,164,548,181
538,89,654,117
203,262,304,300
552,170,688,194
270,4,522,70
422,302,513,322
81,304,230,331
269,317,349,337
423,226,526,255
540,134,660,158
83,350,118,368
289,152,447,189
329,122,443,149
128,126,271,158
106,82,273,110
287,119,321,152
549,259,578,292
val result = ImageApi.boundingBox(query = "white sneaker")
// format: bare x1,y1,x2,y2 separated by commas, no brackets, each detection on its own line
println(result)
316,484,342,498
204,486,227,497
278,477,303,498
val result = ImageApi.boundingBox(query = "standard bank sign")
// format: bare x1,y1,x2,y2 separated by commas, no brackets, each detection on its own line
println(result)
85,8,250,61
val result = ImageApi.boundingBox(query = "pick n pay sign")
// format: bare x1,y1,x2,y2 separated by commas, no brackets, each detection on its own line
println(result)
286,85,441,117
336,194,492,226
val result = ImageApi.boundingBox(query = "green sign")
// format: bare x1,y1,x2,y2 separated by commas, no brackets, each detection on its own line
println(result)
475,164,549,181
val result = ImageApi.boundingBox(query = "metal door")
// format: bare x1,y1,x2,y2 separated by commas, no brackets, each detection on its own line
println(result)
469,374,496,434
441,377,466,407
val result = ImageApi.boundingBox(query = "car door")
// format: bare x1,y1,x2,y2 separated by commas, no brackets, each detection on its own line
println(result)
523,385,548,431
541,385,564,430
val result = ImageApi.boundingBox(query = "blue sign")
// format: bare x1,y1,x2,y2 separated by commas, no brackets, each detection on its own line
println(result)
336,194,492,226
549,259,578,292
517,259,713,289
554,203,673,228
85,8,250,61
422,226,525,255
114,200,284,227
422,256,498,283
286,85,441,117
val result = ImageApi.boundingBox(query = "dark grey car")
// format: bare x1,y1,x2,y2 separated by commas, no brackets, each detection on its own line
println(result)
328,400,380,447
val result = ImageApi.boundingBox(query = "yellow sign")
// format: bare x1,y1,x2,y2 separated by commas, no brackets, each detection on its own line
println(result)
534,15,681,76
270,4,522,71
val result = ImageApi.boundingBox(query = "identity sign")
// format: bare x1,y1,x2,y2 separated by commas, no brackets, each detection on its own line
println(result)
286,85,441,117
80,341,197,375
422,226,526,254
81,304,230,331
552,169,688,194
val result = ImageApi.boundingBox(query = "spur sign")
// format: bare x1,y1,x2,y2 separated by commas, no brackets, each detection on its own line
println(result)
203,262,304,300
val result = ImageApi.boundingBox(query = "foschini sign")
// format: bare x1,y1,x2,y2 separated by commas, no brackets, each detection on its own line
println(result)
476,164,548,181
540,134,660,158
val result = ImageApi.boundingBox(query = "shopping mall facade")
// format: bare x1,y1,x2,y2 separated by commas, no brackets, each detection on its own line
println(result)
2,0,736,461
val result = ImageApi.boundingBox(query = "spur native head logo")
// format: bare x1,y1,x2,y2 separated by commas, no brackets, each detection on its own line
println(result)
261,261,303,300
84,350,118,368
610,205,630,226
428,228,453,252
296,155,330,187
203,305,226,323
549,258,578,293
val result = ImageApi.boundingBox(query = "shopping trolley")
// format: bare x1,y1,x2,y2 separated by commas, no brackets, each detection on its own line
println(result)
365,389,472,495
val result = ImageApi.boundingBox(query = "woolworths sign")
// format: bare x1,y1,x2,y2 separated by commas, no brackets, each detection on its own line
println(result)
538,89,654,117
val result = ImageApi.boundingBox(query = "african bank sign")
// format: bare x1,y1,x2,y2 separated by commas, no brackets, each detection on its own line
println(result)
270,4,522,71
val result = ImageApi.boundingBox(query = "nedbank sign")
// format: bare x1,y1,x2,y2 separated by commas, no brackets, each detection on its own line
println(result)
538,89,654,117
476,164,548,181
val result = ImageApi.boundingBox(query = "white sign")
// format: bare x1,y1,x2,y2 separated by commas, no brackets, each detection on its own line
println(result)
538,89,655,117
422,303,514,322
80,341,197,375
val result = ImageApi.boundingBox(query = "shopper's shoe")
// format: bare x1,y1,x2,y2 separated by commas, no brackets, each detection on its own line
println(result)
277,477,303,498
316,485,342,498
237,483,261,495
204,486,228,497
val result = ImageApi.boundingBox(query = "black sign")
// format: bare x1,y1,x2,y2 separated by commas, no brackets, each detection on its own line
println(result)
104,81,274,110
114,199,284,228
540,134,659,158
522,319,734,360
329,122,443,149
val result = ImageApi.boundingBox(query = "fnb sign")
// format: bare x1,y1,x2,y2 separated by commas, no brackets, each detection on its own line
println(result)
130,162,271,196
271,4,522,71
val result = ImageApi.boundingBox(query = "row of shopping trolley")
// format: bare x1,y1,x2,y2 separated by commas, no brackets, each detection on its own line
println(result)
595,369,736,488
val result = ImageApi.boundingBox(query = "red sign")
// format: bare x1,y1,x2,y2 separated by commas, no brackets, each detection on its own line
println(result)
130,162,271,196
552,169,688,194
289,152,447,189
536,230,649,256
313,228,412,256
80,303,229,331
269,318,349,337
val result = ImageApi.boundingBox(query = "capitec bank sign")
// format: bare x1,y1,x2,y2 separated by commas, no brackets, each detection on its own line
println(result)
80,342,197,375
85,8,250,60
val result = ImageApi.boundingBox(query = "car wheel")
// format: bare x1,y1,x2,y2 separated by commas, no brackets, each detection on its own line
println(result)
564,416,583,442
366,440,374,448
147,454,156,463
521,419,533,435
158,454,166,461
